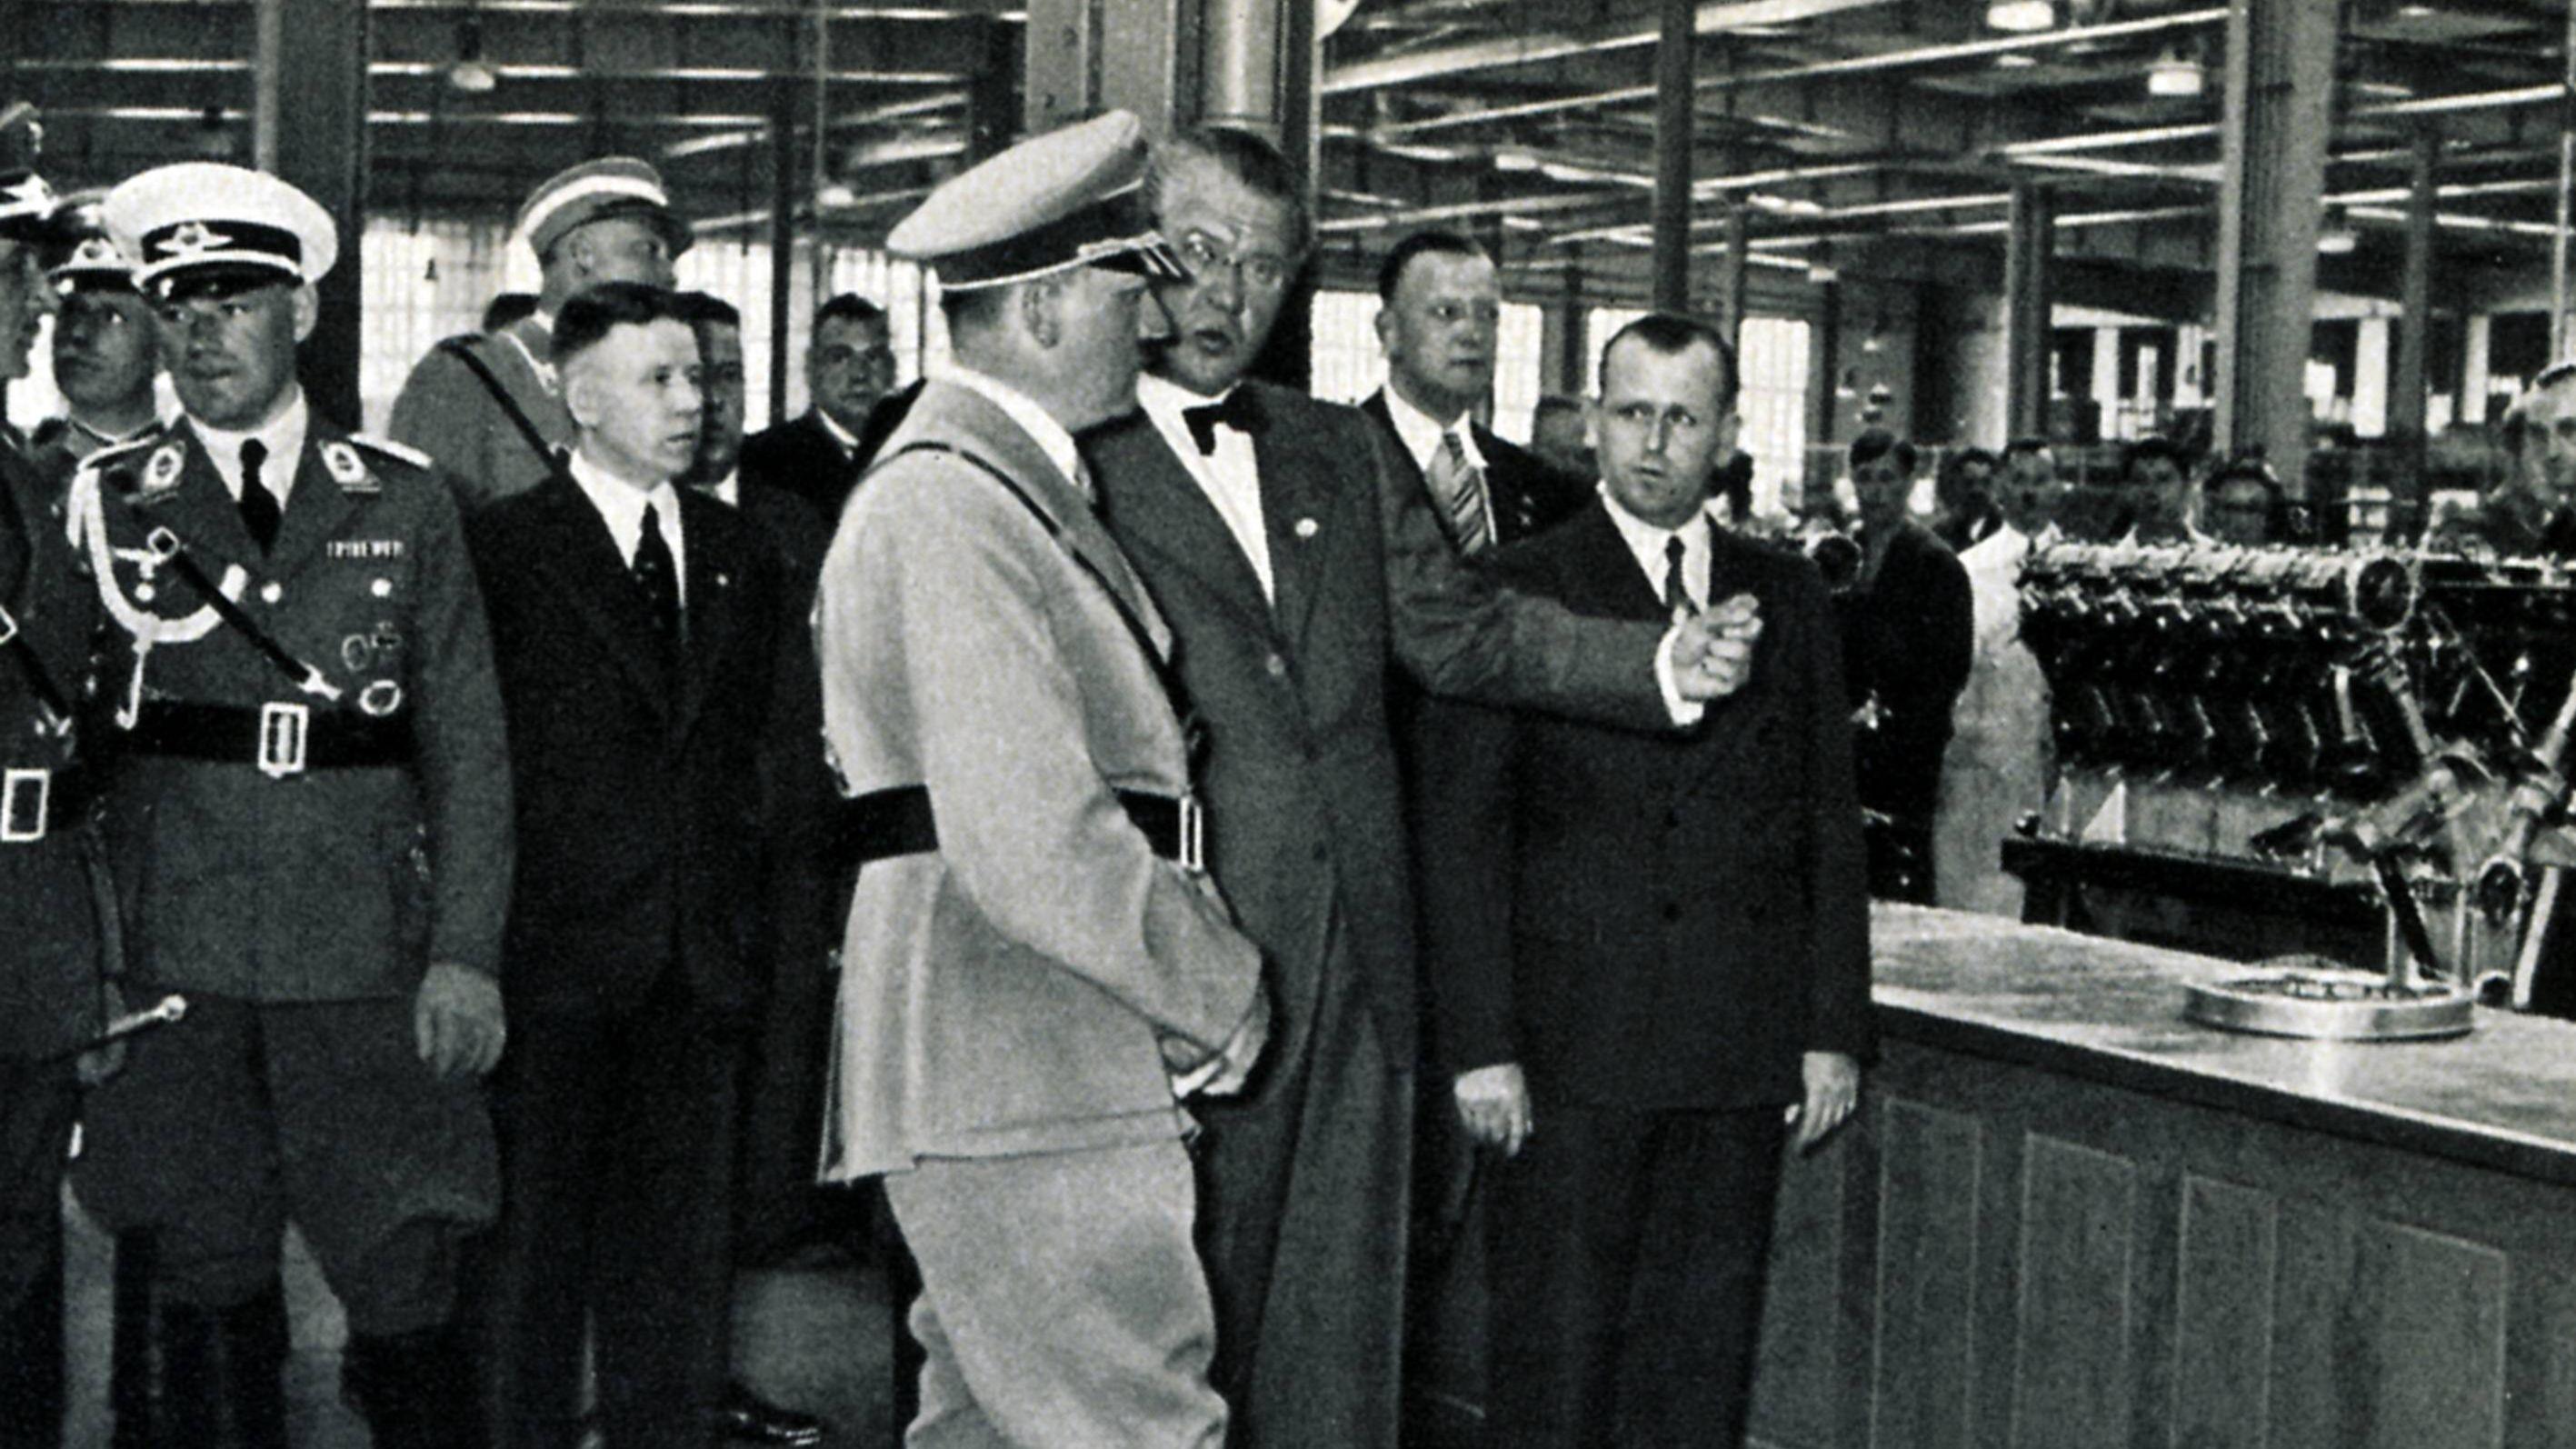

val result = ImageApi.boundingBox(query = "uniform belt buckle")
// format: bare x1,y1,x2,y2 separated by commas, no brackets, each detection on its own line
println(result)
1177,793,1204,874
1,767,50,844
257,701,310,779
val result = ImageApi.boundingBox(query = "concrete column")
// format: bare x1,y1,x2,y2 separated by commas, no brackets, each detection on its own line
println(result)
767,81,798,426
2212,0,2336,482
2003,182,2053,440
2090,326,2122,435
2390,126,2437,448
254,0,365,428
2463,313,2493,425
1714,205,1750,353
1651,0,1695,315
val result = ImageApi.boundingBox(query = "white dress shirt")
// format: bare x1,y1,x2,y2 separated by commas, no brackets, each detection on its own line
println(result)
192,387,311,508
569,449,688,605
1139,372,1273,603
1378,384,1490,479
1599,486,1712,618
943,365,1087,498
813,404,861,459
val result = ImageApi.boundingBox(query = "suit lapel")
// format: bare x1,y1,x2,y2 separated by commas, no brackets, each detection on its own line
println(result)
671,489,743,743
1249,392,1333,651
1087,413,1276,641
525,476,673,711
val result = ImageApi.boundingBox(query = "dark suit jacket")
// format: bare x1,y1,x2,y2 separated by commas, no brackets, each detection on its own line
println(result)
1359,389,1592,548
467,475,793,1018
1416,507,1874,1109
1843,519,1973,823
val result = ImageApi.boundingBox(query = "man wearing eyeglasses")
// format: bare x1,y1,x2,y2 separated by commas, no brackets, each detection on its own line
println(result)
741,293,896,521
1080,128,1762,1449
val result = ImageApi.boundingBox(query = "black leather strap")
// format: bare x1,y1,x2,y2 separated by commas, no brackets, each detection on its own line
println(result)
836,784,1195,869
436,335,567,480
118,701,413,770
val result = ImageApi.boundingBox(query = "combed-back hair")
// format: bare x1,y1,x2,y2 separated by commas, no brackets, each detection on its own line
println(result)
815,292,886,331
1375,230,1486,303
1848,426,1915,476
554,282,684,365
1147,127,1313,258
1599,312,1740,416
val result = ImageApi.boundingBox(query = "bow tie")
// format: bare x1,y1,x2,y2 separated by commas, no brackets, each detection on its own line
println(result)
1179,389,1265,455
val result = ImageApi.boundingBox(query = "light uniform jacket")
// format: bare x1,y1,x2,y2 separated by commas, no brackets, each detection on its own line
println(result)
815,378,1261,1179
1934,520,2048,917
388,315,573,513
69,422,514,1000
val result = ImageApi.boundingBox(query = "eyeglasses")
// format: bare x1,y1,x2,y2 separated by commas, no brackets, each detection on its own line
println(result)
1173,231,1294,295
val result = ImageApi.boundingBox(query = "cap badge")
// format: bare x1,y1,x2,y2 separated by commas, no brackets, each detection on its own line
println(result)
321,440,378,493
160,221,230,258
71,237,122,268
141,443,185,499
0,174,51,213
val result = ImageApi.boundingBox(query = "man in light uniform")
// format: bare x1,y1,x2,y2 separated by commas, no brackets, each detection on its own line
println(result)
816,111,1268,1446
388,157,690,512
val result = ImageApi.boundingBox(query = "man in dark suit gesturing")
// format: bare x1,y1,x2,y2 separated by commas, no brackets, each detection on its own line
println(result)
1416,314,1874,1448
1360,231,1589,554
467,283,794,1449
1082,130,1757,1449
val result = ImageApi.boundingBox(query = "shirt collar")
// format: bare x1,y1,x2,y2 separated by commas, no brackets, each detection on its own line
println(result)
812,405,861,455
698,471,741,509
191,388,310,502
568,447,683,541
1597,483,1711,605
943,365,1088,498
1137,371,1243,455
1381,384,1485,476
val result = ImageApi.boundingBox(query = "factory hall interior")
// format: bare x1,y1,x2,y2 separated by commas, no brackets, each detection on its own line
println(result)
18,1,2576,1447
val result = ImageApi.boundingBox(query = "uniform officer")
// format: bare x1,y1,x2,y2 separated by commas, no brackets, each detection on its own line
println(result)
817,110,1269,1447
29,212,165,481
388,156,691,513
68,163,514,1449
0,164,111,1449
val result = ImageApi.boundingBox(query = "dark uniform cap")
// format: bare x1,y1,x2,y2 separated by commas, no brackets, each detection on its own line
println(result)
0,169,56,245
101,162,337,299
886,110,1183,293
515,156,694,262
45,210,137,295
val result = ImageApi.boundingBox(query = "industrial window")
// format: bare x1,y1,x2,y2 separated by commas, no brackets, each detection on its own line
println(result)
1308,287,1546,440
346,218,933,436
1585,305,1811,517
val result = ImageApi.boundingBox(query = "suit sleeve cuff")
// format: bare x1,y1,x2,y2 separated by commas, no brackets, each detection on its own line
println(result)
1655,624,1706,727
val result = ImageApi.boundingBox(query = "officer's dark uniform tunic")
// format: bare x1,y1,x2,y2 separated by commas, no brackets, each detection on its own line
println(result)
70,420,514,1332
0,420,108,1443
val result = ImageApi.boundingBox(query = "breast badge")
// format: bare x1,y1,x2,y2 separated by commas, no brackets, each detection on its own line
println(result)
322,440,380,495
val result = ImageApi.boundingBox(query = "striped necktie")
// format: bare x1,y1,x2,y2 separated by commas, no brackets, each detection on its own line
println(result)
1431,430,1493,555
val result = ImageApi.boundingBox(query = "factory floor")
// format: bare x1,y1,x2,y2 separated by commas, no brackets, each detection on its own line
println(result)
54,1190,899,1449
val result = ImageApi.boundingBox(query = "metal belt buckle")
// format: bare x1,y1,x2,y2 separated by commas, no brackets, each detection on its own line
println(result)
1177,793,1205,874
1,766,50,844
257,701,310,779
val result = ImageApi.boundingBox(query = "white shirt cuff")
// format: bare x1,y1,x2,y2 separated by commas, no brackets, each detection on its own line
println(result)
1655,622,1706,727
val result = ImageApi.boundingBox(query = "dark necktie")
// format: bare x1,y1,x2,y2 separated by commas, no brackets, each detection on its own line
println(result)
1662,534,1695,616
1179,389,1266,455
1432,431,1493,555
238,439,281,554
634,500,683,669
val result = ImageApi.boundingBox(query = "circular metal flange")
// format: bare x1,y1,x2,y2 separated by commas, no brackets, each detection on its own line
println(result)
2184,964,2474,1041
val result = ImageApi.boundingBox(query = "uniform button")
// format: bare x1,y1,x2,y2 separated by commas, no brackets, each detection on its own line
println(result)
1661,901,1681,923
1264,654,1288,678
258,582,284,605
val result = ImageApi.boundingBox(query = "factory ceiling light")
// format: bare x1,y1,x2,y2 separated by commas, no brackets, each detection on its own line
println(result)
1986,1,2056,33
2146,47,2203,98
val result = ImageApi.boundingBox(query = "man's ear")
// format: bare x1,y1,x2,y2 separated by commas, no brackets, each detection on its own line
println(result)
291,284,320,345
1019,276,1063,351
562,361,599,431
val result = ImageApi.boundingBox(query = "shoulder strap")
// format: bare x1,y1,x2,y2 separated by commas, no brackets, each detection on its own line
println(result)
434,335,564,478
882,441,1203,765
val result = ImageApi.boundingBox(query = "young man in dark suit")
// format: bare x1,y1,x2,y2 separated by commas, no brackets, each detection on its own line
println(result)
466,283,794,1449
738,293,894,521
1360,231,1590,555
1842,427,1973,903
1415,314,1873,1448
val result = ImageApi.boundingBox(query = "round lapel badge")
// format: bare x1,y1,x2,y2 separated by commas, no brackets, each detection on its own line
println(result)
358,680,404,717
